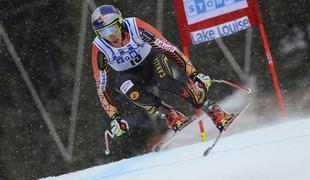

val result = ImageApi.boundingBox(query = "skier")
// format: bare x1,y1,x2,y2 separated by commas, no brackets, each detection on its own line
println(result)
91,5,233,137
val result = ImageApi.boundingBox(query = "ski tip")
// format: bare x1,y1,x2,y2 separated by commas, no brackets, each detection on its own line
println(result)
154,146,161,152
203,148,211,157
154,143,163,152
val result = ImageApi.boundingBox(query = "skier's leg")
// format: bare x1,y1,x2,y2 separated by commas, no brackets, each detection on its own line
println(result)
152,55,233,131
151,54,206,108
117,78,187,131
116,67,161,114
116,62,186,131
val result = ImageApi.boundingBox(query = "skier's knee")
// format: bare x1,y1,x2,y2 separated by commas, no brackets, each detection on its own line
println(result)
182,83,206,109
119,80,161,113
119,80,140,101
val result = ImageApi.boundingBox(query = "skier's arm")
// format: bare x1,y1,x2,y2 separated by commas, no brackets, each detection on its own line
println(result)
136,18,211,90
91,44,118,119
136,18,197,76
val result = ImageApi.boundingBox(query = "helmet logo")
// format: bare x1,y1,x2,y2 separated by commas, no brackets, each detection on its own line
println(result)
98,15,107,23
98,15,103,23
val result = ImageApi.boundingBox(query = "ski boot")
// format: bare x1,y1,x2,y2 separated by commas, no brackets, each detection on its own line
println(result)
202,100,234,132
155,104,187,132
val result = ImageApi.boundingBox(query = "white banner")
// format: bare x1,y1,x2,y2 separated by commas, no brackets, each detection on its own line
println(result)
190,16,251,44
184,0,248,25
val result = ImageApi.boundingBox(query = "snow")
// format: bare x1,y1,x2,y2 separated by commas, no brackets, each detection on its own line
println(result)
40,117,310,180
280,26,308,54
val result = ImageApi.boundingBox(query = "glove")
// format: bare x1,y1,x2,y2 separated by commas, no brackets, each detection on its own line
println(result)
110,114,129,137
189,72,212,91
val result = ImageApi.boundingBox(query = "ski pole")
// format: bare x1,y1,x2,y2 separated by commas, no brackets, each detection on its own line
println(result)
212,79,252,94
104,130,114,155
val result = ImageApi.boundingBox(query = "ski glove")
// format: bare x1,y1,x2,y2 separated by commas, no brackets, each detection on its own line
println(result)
110,114,129,137
190,72,212,91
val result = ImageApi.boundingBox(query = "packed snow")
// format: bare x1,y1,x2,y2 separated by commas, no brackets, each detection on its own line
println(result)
40,116,310,180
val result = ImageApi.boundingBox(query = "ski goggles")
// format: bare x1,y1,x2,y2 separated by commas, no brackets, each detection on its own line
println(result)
96,22,121,39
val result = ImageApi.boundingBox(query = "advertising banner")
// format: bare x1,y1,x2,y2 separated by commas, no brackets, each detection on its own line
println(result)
184,0,249,25
191,16,251,44
174,0,259,46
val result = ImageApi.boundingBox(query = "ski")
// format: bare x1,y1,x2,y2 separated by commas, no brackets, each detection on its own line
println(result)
153,113,198,152
203,103,250,157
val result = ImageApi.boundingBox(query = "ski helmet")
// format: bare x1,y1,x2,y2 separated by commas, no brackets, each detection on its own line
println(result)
91,5,124,39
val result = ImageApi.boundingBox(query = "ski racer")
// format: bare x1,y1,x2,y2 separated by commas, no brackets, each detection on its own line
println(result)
91,5,233,137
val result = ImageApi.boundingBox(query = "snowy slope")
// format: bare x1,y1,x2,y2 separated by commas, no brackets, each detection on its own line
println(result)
40,117,310,180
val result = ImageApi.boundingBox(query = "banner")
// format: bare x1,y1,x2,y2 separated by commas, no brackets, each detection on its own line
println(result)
191,16,251,44
184,0,249,25
174,0,259,46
